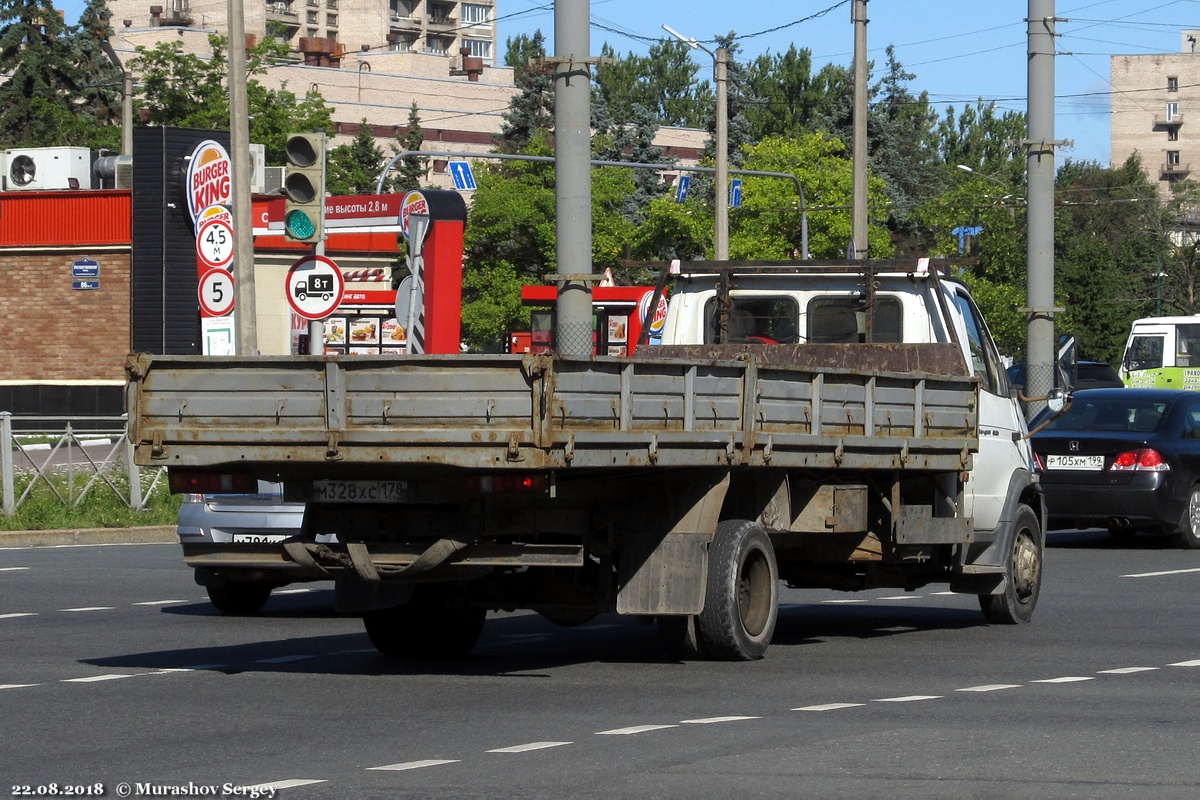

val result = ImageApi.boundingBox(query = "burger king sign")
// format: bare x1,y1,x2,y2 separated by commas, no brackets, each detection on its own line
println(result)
186,140,232,233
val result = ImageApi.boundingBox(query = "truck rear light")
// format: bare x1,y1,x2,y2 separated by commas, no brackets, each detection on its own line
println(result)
168,471,258,494
462,474,549,494
1110,449,1170,472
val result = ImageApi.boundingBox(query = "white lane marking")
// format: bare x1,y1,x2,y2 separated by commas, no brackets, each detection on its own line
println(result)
254,655,316,664
62,674,134,683
793,703,864,712
1168,659,1200,667
0,683,40,690
274,588,314,595
874,695,942,702
1121,567,1200,578
368,760,459,771
1099,667,1159,674
680,716,760,724
878,595,920,601
1031,676,1094,683
821,599,868,604
930,591,957,596
0,612,36,620
133,600,188,606
250,780,327,790
596,724,678,735
876,626,919,633
0,566,30,572
957,684,1022,692
487,741,573,753
59,606,114,612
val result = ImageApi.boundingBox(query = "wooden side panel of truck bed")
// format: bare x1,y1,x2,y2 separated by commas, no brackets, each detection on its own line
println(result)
126,346,978,476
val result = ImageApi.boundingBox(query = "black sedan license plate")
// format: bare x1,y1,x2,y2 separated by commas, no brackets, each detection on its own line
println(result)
312,480,408,502
1045,454,1104,471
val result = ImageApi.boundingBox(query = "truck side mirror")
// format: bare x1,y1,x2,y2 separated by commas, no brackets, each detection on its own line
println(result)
1046,388,1067,414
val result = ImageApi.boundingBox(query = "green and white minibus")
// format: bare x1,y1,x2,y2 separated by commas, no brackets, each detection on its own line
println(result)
1120,316,1200,388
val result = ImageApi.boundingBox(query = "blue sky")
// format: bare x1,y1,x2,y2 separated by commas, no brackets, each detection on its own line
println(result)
59,0,1200,165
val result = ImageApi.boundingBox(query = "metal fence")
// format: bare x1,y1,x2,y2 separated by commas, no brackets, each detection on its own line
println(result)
1,411,166,516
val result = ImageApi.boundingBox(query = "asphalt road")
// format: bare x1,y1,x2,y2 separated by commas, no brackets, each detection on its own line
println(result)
1,530,1199,798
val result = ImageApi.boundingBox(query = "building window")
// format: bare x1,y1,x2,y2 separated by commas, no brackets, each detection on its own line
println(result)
1168,150,1181,167
426,36,449,54
1170,128,1180,142
326,12,337,26
306,10,317,23
461,3,491,25
1168,101,1180,121
433,159,448,174
464,38,491,58
1169,76,1179,92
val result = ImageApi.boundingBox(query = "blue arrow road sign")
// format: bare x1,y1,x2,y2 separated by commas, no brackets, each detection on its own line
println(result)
448,161,477,191
675,175,691,203
729,179,743,208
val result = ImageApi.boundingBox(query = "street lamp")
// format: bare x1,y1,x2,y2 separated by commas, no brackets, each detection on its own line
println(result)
957,164,1021,212
663,24,729,261
1155,269,1168,316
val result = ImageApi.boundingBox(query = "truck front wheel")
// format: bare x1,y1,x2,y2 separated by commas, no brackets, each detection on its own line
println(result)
362,586,486,658
696,520,779,660
979,504,1042,624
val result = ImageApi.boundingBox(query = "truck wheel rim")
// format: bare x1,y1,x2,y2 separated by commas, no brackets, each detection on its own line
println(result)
737,548,773,637
1012,530,1040,603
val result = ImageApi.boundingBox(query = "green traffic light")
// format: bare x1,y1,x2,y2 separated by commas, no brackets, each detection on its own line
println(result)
285,209,317,240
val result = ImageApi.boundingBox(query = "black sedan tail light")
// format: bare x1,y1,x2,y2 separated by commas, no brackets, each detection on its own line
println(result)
1110,448,1170,472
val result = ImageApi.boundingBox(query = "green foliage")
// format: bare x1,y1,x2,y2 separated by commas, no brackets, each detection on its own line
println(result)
594,39,712,128
732,134,892,260
131,33,332,162
497,31,553,152
743,45,848,141
0,0,121,149
391,101,429,192
327,119,386,195
0,467,180,531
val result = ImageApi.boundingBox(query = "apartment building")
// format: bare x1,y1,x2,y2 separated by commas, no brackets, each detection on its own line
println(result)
105,0,499,65
1111,30,1200,194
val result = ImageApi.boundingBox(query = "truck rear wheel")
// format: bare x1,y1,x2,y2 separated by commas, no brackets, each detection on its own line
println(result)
362,586,486,658
696,520,779,660
206,582,272,615
979,504,1042,624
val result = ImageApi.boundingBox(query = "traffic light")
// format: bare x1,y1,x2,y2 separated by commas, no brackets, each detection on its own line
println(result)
283,132,326,243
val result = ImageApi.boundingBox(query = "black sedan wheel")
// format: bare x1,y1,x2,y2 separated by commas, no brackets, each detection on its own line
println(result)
1176,485,1200,550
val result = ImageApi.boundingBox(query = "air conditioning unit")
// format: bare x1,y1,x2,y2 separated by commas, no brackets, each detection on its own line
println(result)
249,143,267,193
115,159,134,190
263,165,286,195
3,147,92,191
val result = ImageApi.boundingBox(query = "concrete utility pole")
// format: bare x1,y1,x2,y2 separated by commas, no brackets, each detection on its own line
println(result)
1024,0,1060,414
552,0,594,357
851,0,869,258
661,26,729,261
228,0,258,355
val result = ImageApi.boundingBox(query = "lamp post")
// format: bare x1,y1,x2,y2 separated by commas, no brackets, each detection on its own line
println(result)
1155,269,1168,316
663,25,728,261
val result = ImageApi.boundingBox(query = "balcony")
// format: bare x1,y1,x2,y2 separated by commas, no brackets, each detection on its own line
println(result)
389,13,421,32
427,14,457,31
1162,161,1191,177
1154,114,1185,129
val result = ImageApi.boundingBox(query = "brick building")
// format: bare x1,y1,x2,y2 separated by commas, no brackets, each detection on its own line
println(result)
1111,29,1200,194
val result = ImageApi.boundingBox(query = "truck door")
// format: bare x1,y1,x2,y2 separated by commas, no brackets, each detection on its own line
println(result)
948,288,1029,531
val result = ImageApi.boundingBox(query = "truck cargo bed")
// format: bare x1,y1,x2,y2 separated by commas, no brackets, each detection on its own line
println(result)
127,346,978,476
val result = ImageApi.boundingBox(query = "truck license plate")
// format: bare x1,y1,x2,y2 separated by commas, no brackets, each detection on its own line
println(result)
1045,454,1104,471
312,480,408,502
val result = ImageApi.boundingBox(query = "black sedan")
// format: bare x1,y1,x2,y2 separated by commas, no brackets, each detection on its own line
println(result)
1031,388,1200,548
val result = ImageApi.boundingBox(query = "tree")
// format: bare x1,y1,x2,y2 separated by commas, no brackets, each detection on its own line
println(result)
743,45,847,141
0,0,112,148
593,39,711,128
130,33,331,164
391,101,428,192
326,119,385,195
730,133,892,261
70,0,124,149
496,31,553,152
593,101,669,223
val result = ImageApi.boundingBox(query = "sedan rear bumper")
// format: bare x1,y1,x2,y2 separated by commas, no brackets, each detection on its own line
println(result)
1041,472,1185,531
